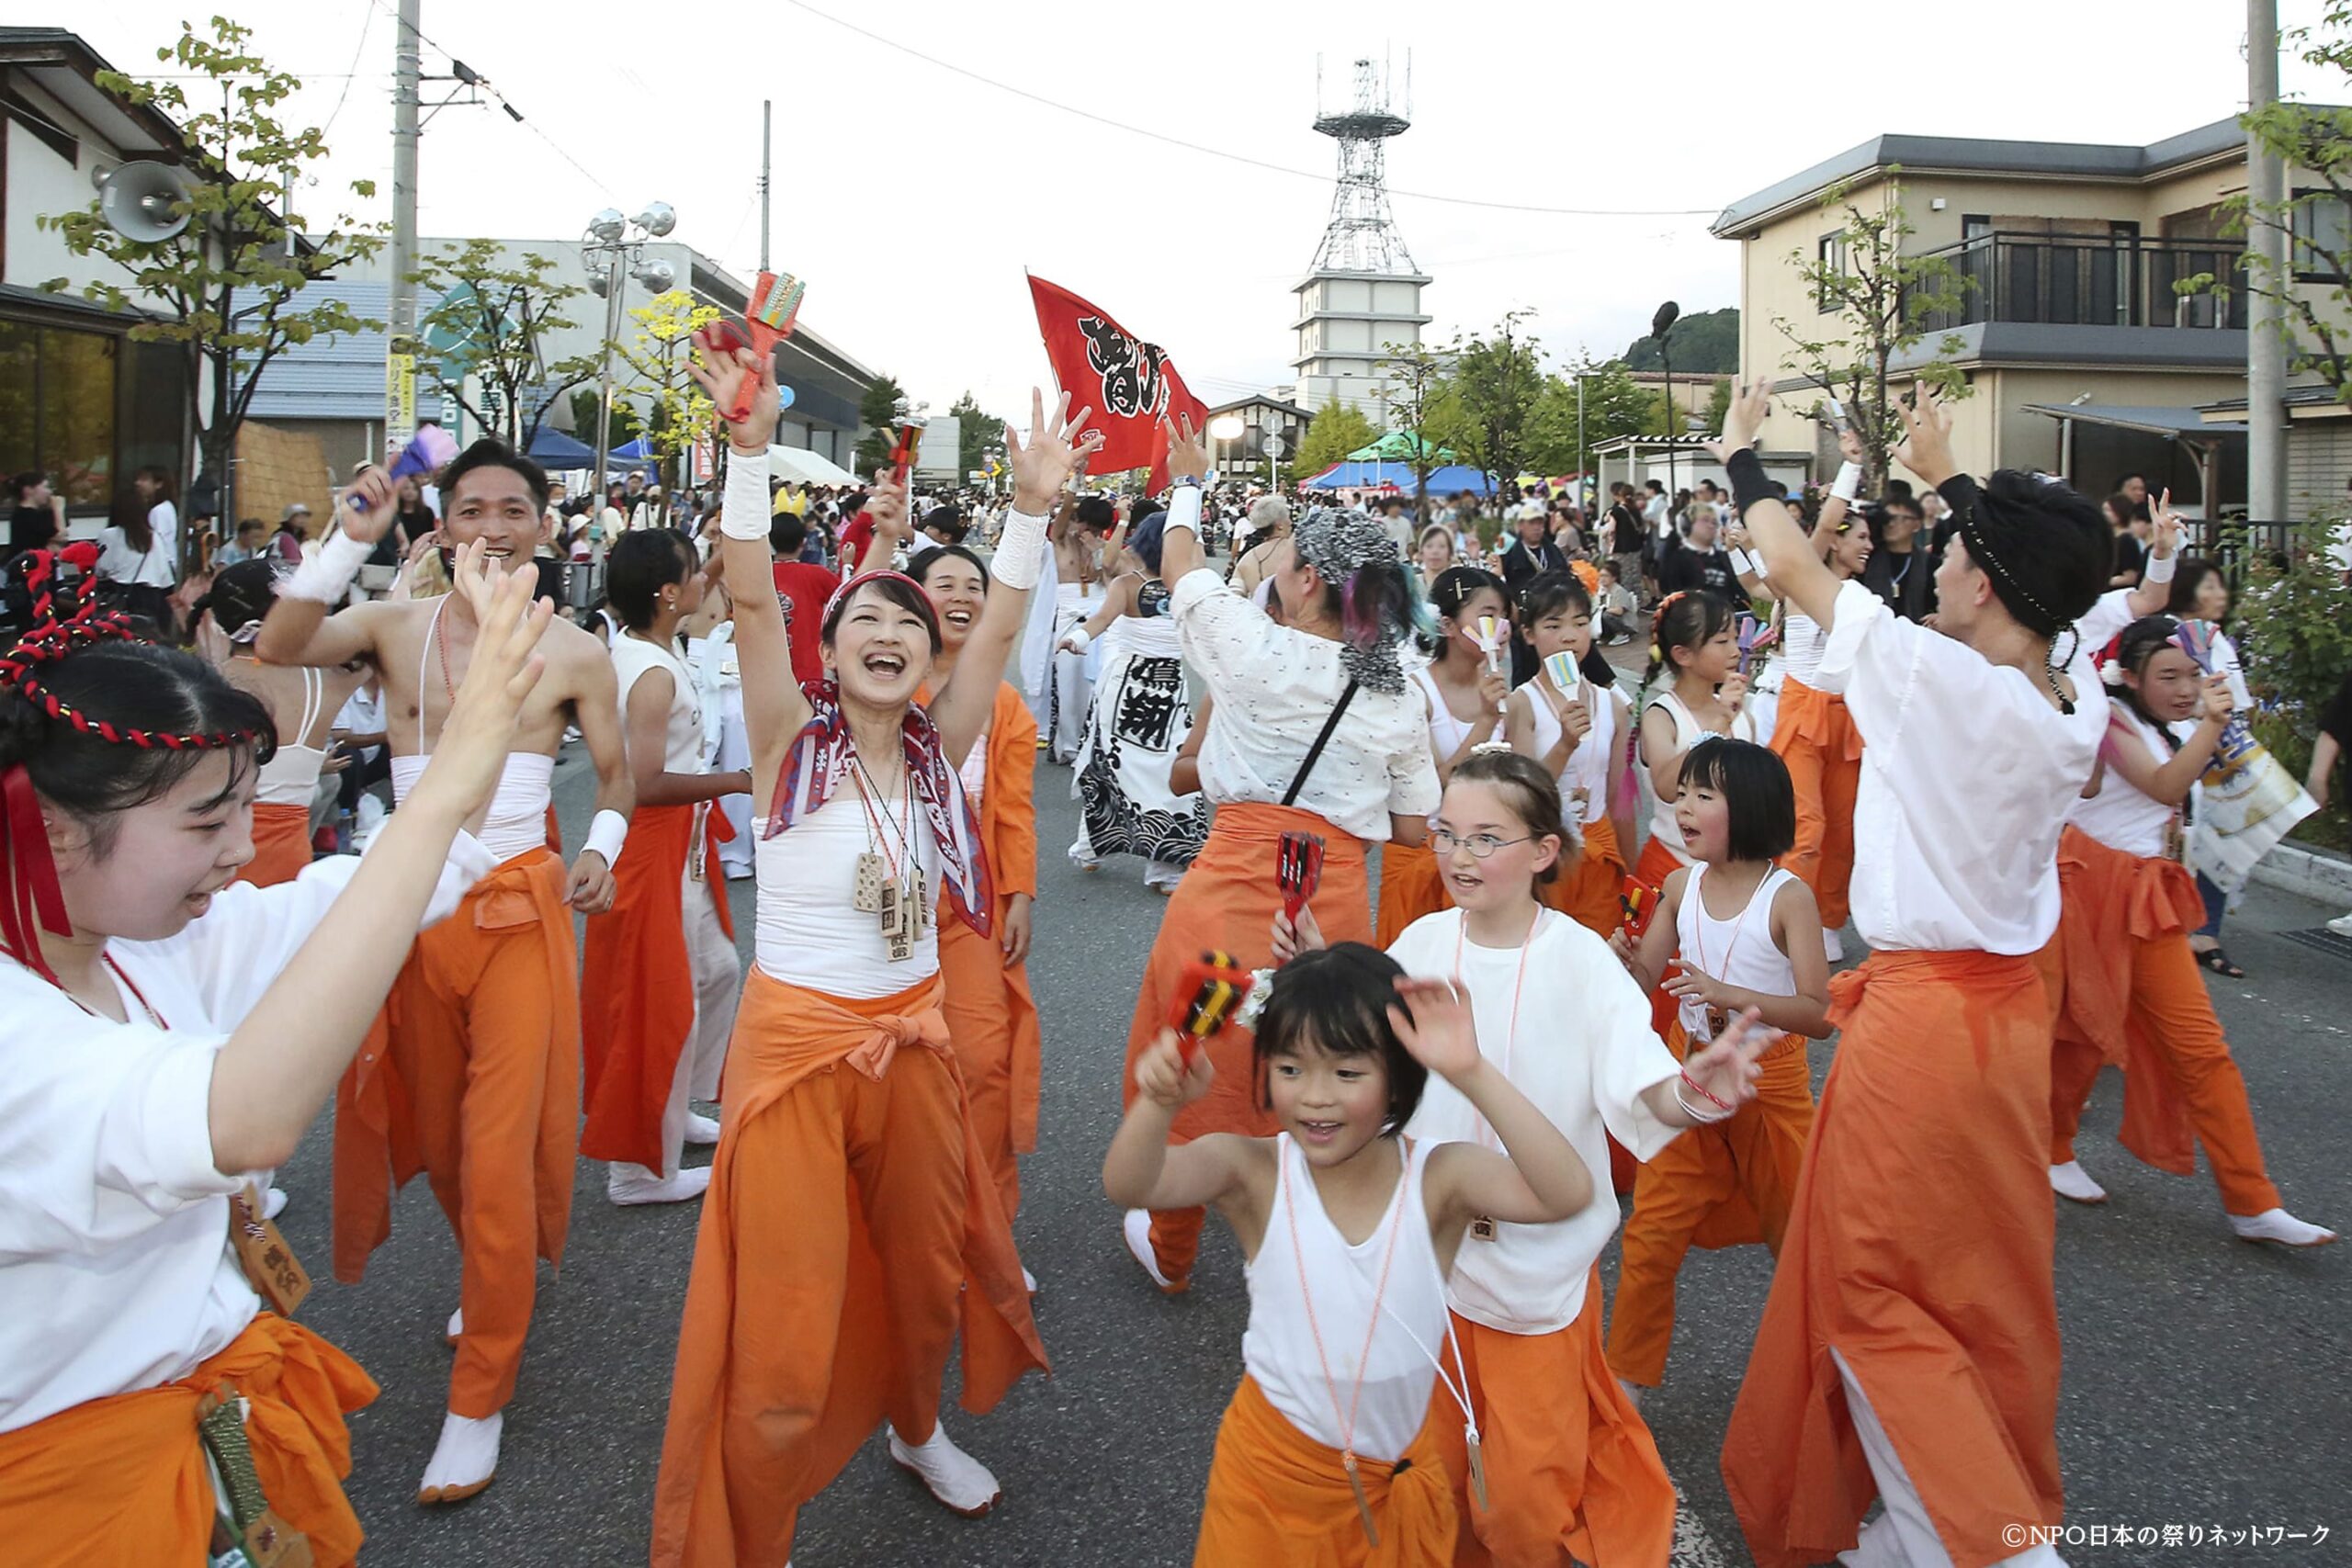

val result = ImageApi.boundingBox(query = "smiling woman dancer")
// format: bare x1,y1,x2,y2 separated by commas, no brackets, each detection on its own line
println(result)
0,548,549,1564
1116,416,1440,1298
650,343,1079,1566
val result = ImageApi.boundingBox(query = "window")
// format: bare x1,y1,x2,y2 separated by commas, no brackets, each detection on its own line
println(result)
1815,233,1849,311
2290,189,2352,283
0,320,120,512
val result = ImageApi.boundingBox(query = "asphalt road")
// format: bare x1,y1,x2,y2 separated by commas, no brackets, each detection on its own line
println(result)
273,739,2352,1567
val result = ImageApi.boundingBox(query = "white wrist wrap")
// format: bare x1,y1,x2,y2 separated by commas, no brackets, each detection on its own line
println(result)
1163,484,1204,538
1730,548,1767,580
583,809,628,866
721,450,773,541
1063,626,1091,654
1830,462,1864,502
276,529,373,604
991,508,1049,591
2143,549,2177,586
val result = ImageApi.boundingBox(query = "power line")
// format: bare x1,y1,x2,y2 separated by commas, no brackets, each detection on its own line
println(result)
320,0,378,139
778,0,1721,220
358,0,612,197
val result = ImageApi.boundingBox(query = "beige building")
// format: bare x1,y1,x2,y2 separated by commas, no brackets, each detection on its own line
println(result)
1711,117,2337,515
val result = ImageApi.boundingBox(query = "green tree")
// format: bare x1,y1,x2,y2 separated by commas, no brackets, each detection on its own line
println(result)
1379,341,1453,518
1704,376,1735,433
571,388,640,456
36,17,384,553
616,289,720,491
1771,175,1972,491
854,376,911,477
413,240,601,448
947,390,1005,482
1293,398,1378,480
1522,358,1665,484
1623,306,1739,372
1447,310,1546,494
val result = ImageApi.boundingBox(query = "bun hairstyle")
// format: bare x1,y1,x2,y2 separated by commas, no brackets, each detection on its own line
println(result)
1419,565,1506,657
1252,942,1427,1135
1515,568,1592,628
1953,470,2109,639
190,558,281,640
604,528,696,632
1645,589,1735,683
1450,748,1570,887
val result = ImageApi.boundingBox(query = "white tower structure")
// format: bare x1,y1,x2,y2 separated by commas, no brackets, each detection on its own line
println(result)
1291,56,1430,424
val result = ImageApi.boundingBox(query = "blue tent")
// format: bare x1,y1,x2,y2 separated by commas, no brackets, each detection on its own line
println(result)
1302,459,1496,495
610,437,657,461
526,426,595,466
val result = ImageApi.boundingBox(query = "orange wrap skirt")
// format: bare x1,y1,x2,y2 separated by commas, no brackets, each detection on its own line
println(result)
235,800,313,888
1194,1373,1457,1567
0,1314,377,1568
1541,816,1627,940
938,890,1044,1222
1375,835,1449,948
651,967,1047,1567
1770,676,1860,931
1721,950,2065,1568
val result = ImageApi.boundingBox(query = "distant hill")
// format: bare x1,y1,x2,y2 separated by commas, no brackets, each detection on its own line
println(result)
1623,307,1737,373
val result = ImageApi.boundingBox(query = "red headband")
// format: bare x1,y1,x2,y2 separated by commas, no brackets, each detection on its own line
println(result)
821,568,929,632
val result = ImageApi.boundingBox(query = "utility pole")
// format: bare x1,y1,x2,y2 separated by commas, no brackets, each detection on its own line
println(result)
386,0,422,457
760,99,773,274
2247,0,2289,525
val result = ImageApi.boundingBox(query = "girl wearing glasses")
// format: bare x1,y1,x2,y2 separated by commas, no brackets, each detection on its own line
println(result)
1276,750,1768,1564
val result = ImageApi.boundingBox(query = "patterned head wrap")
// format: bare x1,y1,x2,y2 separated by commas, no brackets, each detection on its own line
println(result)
1289,505,1408,694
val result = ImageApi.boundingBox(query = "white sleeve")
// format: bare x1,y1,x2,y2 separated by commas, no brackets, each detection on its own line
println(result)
1019,541,1060,698
2073,588,2142,655
1577,937,1682,1161
1169,566,1282,707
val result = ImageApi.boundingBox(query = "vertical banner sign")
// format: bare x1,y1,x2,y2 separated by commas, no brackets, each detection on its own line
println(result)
386,350,418,455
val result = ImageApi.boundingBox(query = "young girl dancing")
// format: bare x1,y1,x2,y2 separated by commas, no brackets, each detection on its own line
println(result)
2048,615,2333,1247
1376,566,1511,946
1105,942,1603,1565
1277,750,1769,1565
1604,739,1830,1407
0,546,549,1562
1505,570,1638,939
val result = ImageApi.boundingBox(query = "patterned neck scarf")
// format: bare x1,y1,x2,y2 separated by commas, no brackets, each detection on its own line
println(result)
1291,505,1407,694
759,678,994,937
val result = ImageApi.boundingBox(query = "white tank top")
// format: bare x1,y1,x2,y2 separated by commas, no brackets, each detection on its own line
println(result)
753,782,944,998
1241,1135,1451,1464
1643,688,1757,866
253,664,330,805
1526,671,1620,827
1671,863,1797,1041
610,633,706,773
1408,664,1477,765
1781,608,1827,688
2065,704,2180,861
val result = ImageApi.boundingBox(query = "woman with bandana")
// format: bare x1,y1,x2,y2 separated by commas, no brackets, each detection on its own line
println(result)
1114,416,1441,1297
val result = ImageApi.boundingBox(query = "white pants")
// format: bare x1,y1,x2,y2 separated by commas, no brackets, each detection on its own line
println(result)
713,697,754,880
1830,1348,2067,1568
610,858,741,1185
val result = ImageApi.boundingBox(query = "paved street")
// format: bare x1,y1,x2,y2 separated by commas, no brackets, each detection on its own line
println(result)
274,738,2352,1567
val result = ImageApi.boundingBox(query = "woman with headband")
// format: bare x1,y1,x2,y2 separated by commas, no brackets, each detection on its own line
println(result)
650,342,1082,1563
1114,414,1440,1299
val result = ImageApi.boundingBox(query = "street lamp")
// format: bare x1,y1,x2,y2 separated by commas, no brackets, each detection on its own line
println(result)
583,201,678,503
1208,412,1245,489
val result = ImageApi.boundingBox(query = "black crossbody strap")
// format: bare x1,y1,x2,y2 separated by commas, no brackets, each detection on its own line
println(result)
1282,680,1360,807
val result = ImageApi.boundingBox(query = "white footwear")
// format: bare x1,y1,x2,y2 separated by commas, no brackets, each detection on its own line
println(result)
2229,1208,2339,1247
1021,1267,1036,1294
1617,1376,1645,1413
684,1111,723,1145
262,1185,289,1222
608,1165,712,1206
417,1409,503,1504
888,1423,1001,1517
1122,1208,1185,1294
445,1306,463,1347
2049,1161,2109,1204
2329,910,2352,938
1823,928,1845,964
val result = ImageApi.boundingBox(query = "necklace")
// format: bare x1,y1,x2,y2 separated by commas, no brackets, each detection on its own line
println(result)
1453,912,1538,1240
847,747,925,960
1283,1137,1411,1546
1685,864,1770,1041
54,953,167,1028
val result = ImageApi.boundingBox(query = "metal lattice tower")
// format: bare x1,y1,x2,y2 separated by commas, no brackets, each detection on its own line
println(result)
1309,57,1416,275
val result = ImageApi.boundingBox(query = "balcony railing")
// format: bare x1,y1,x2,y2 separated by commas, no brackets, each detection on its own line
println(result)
1908,232,2247,333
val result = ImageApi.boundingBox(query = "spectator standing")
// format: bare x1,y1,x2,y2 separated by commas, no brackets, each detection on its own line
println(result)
8,470,64,556
97,465,181,628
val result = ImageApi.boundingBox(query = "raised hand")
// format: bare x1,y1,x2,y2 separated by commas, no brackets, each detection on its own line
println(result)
1134,1027,1216,1111
1160,413,1212,483
1679,1006,1767,1111
1005,389,1104,513
1837,423,1867,466
1703,377,1773,463
689,335,780,451
1386,976,1485,1080
406,562,554,827
1893,385,1957,488
865,468,911,543
2199,673,2235,726
2150,488,2185,561
335,466,401,544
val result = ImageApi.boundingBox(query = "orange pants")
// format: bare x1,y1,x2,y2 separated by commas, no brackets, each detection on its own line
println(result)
652,969,1045,1567
1631,835,1686,1045
1722,950,2065,1568
331,848,580,1419
1541,817,1626,940
1609,1028,1814,1389
2049,831,2279,1214
1195,1373,1457,1567
1769,678,1859,931
1376,835,1449,948
235,800,313,888
938,890,1043,1223
0,1314,377,1568
1124,803,1372,1287
1433,1280,1677,1568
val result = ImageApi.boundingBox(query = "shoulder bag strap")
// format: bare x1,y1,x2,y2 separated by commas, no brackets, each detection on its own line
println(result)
1282,679,1359,807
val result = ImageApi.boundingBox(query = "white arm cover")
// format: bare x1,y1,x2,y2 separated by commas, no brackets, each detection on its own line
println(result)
583,808,628,865
2143,548,2177,586
1829,462,1865,502
275,528,373,604
720,448,773,541
1162,484,1204,538
991,507,1050,591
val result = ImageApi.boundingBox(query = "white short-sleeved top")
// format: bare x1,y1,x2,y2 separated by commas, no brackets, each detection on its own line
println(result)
611,633,707,773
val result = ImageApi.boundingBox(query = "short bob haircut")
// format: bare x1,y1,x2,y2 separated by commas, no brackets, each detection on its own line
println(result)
1252,942,1427,1136
605,528,696,632
821,571,942,653
1677,738,1796,863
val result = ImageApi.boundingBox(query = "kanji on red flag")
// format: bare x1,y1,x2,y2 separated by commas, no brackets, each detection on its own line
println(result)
1027,276,1208,492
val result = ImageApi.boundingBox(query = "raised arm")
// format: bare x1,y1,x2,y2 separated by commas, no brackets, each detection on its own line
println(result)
255,466,401,669
1157,415,1212,584
2128,491,2186,619
2105,685,2232,807
1713,378,1840,629
1104,1029,1260,1211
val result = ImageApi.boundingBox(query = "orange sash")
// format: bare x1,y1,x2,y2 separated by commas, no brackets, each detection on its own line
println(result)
1769,674,1862,762
1375,837,1449,948
235,801,313,888
0,1314,377,1568
1541,815,1627,938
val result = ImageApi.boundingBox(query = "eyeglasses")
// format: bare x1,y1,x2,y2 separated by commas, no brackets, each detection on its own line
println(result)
1430,827,1533,859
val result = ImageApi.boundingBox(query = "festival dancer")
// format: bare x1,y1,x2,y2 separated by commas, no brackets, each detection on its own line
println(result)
580,531,750,1207
1117,416,1440,1297
1046,494,1121,761
1063,512,1210,891
1375,566,1510,947
910,544,1044,1233
650,345,1066,1564
255,437,635,1503
0,548,551,1562
1506,570,1638,939
1279,750,1769,1567
1604,739,1830,1408
1716,380,2111,1568
1102,945,1614,1565
191,558,367,888
2046,614,2333,1246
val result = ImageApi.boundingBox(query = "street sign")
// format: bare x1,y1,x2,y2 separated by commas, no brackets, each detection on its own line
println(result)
1263,433,1287,459
387,350,417,451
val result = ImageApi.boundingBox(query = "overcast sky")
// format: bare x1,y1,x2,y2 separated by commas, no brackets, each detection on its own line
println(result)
72,1,2345,430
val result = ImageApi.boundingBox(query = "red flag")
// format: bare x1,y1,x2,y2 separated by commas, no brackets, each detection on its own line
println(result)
1027,276,1208,494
